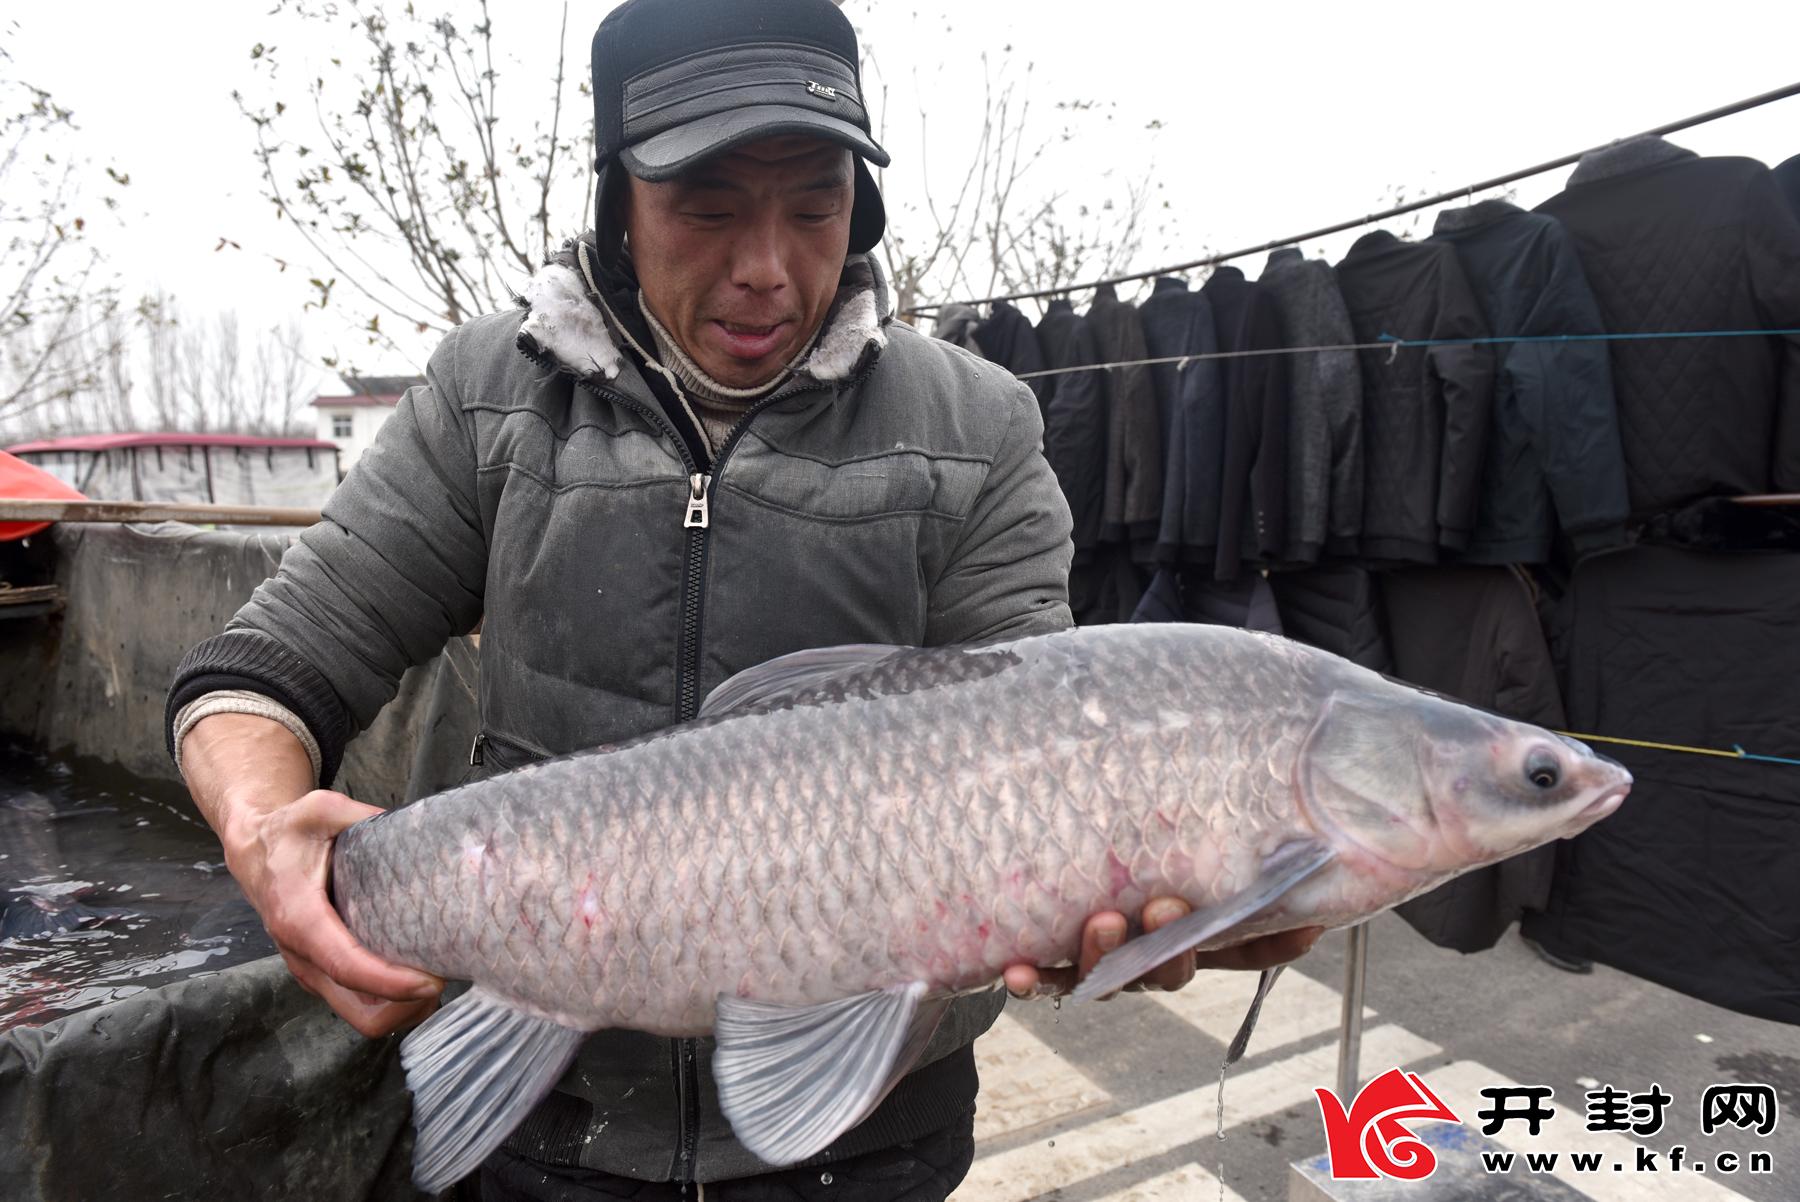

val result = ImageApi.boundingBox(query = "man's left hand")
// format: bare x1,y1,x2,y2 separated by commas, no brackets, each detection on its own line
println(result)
1002,898,1325,998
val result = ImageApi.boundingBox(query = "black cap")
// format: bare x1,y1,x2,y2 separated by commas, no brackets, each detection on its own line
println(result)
591,0,889,253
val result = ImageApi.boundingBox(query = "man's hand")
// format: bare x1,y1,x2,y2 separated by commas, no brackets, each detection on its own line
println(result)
223,789,444,1037
180,712,442,1038
1003,898,1325,998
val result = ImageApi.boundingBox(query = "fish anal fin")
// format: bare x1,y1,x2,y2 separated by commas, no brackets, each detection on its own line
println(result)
713,982,940,1167
1069,839,1334,1004
399,987,587,1193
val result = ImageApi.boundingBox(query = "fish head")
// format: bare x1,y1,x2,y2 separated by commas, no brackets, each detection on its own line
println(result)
1299,684,1632,876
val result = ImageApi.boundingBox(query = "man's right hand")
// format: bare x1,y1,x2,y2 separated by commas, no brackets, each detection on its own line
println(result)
222,788,443,1037
180,712,442,1038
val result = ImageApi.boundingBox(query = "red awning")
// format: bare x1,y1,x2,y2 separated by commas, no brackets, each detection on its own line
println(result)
0,450,87,542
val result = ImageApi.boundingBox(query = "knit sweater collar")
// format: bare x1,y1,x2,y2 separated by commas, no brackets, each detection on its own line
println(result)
637,293,819,408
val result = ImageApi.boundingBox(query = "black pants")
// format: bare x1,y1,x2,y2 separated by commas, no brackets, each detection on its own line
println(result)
474,1111,976,1202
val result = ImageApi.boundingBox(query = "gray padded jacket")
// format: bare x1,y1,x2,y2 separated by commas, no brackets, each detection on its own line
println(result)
168,249,1074,1184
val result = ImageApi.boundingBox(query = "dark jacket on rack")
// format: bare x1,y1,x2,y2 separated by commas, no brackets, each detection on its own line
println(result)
931,304,985,355
1430,201,1630,563
1034,299,1109,559
1204,267,1288,580
1381,566,1566,952
973,301,1051,419
1258,248,1363,565
1137,276,1223,565
1776,154,1800,220
1535,136,1800,514
1087,283,1163,549
1524,545,1800,1026
1335,230,1495,562
1266,564,1393,674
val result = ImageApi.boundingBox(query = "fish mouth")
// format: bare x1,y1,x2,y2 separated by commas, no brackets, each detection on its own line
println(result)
1578,785,1630,822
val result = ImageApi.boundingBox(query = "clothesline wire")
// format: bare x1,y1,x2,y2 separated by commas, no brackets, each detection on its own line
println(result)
902,79,1800,317
1008,327,1800,381
1558,731,1800,768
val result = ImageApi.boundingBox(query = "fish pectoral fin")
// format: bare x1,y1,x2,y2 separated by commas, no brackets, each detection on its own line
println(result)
1069,838,1335,1004
713,981,941,1167
1225,967,1283,1066
399,986,587,1194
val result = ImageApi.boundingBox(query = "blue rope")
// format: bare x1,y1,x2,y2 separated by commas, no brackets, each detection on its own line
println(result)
1733,745,1800,767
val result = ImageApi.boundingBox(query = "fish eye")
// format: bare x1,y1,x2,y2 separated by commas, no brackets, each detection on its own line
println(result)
1524,748,1561,790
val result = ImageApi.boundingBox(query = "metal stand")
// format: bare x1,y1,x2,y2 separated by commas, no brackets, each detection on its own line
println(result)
1336,922,1369,1103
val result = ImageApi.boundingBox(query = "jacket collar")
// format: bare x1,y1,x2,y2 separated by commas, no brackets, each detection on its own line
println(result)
519,238,890,387
1151,275,1190,296
1432,198,1524,234
1568,135,1697,187
1264,246,1305,272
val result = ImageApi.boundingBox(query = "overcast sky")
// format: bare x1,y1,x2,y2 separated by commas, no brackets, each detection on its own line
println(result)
9,0,1799,379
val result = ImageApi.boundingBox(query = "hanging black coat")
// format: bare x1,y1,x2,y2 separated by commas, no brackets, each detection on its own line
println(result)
1086,283,1163,550
1381,566,1567,952
1034,299,1109,559
1535,136,1800,514
1267,564,1393,674
1429,201,1630,564
1335,230,1496,563
1776,153,1800,220
1137,277,1224,565
1523,545,1800,1026
1258,248,1364,566
1204,267,1289,580
973,301,1051,418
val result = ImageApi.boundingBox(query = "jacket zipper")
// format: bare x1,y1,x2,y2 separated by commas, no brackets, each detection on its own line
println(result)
517,333,876,1181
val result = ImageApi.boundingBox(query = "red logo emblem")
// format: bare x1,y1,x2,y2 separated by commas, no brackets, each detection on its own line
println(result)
1314,1068,1462,1180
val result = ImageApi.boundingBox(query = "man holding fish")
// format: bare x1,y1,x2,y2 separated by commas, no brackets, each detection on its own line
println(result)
161,1,1544,1197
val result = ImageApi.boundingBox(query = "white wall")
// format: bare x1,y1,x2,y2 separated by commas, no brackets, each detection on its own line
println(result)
316,405,394,473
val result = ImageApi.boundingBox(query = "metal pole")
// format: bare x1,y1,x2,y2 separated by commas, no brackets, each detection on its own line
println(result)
0,498,322,527
1336,922,1370,1102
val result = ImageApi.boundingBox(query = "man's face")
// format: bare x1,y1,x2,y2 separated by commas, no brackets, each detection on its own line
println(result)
624,137,855,389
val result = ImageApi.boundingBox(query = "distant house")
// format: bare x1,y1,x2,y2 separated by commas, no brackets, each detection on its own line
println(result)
6,433,340,509
312,375,424,472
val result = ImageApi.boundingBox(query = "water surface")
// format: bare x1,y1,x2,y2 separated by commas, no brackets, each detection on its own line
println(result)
0,741,273,1031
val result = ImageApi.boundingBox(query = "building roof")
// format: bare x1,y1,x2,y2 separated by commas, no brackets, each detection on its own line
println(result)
312,373,425,409
7,432,338,454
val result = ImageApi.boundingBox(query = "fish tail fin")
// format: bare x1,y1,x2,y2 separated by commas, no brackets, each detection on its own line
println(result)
401,986,587,1193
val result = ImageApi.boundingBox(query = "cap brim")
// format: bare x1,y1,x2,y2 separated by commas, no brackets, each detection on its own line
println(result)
620,104,890,181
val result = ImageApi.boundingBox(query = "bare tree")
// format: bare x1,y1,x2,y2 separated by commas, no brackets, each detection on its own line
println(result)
863,44,1166,320
236,0,592,355
0,44,130,424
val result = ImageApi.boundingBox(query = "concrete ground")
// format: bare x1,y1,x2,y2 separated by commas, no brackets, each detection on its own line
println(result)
953,913,1798,1202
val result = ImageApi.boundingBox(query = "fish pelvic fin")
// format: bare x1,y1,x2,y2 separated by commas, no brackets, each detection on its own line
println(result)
713,982,945,1167
399,986,587,1194
1069,839,1335,1004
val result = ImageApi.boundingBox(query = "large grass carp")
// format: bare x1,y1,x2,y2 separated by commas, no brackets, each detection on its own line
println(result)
331,624,1630,1190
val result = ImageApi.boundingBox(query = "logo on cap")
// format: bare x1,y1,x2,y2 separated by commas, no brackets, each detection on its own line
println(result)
805,80,839,101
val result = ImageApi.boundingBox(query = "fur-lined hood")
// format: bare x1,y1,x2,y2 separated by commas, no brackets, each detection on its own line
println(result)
518,238,892,388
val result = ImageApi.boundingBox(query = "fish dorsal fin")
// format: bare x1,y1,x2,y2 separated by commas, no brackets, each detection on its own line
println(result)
699,644,909,719
713,982,940,1166
1069,839,1335,1003
399,986,588,1193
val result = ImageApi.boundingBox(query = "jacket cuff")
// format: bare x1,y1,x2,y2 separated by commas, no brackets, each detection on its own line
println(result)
166,630,355,787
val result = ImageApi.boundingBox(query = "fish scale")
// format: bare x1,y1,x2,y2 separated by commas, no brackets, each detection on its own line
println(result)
330,623,1631,1191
